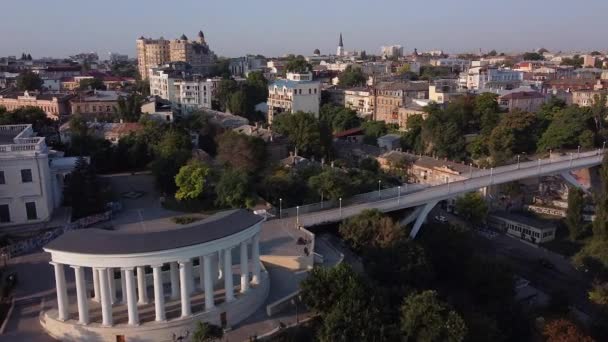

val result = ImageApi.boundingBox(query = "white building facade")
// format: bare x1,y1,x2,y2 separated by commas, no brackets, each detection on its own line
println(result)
0,125,74,227
460,67,524,91
149,68,218,115
267,72,321,124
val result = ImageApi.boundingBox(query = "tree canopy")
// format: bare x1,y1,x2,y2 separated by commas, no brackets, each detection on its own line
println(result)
16,71,43,91
216,131,266,174
285,55,311,73
174,161,209,201
63,157,106,219
339,209,404,252
272,111,325,157
338,66,366,87
400,290,467,342
454,192,488,225
215,169,254,208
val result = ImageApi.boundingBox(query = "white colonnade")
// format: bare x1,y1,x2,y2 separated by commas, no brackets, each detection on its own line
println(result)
49,233,262,326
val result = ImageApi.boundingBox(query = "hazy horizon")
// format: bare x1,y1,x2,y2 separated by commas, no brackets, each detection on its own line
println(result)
2,0,607,59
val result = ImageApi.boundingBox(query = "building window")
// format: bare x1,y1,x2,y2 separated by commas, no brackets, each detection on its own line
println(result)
0,171,4,184
25,202,37,220
21,169,33,183
0,205,9,223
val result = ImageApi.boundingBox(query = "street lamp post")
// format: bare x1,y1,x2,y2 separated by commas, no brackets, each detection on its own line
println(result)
279,198,282,219
537,159,541,173
603,141,606,153
469,163,473,178
490,168,494,184
378,180,381,198
320,192,324,209
296,206,300,228
339,198,342,218
578,145,581,158
517,155,520,169
398,186,401,205
570,153,573,167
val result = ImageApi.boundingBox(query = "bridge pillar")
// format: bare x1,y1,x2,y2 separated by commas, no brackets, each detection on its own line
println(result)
409,200,439,239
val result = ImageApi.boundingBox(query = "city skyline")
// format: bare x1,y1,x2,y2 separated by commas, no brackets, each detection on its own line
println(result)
2,0,608,59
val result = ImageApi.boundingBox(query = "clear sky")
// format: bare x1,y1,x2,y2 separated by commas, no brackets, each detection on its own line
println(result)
1,0,607,59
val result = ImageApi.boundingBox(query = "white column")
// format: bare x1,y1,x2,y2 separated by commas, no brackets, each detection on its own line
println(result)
240,241,249,293
120,269,127,304
51,262,68,321
152,265,166,322
224,248,235,303
251,233,261,285
72,266,89,325
203,255,215,310
123,268,139,325
170,262,179,299
217,250,224,280
187,260,195,295
137,266,149,305
179,260,192,317
97,267,113,326
198,256,205,291
107,268,116,304
92,268,100,302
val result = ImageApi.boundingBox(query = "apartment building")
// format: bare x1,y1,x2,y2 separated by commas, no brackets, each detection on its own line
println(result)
69,90,126,119
149,66,220,114
374,81,428,124
136,31,215,79
267,72,321,124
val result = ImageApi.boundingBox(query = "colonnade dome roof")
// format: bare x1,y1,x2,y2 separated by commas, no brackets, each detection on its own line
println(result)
45,209,263,255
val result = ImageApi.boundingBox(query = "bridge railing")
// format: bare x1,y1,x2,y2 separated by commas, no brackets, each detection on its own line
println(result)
285,149,606,227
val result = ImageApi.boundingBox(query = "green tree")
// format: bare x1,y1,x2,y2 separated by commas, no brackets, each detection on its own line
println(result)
308,169,351,201
362,120,388,145
285,55,311,73
319,104,361,133
174,161,209,201
397,64,411,74
537,106,591,151
338,66,366,87
214,78,238,111
589,282,608,306
299,263,365,315
0,106,53,132
79,77,106,91
215,169,254,208
227,90,248,117
63,157,106,219
150,129,192,194
593,154,608,240
272,111,322,157
191,321,224,342
339,209,404,252
318,296,386,342
566,187,585,240
16,71,43,91
216,131,266,174
522,52,544,61
561,55,584,68
454,192,488,225
116,94,142,122
400,290,467,342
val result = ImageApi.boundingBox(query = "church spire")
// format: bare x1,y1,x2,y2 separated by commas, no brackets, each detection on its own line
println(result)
338,33,343,47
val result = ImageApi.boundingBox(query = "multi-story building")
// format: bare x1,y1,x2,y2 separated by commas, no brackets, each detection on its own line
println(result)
267,72,321,124
572,89,608,107
148,66,220,115
374,81,428,123
344,87,375,118
498,91,546,112
431,58,471,71
136,31,215,79
0,124,76,227
0,91,73,119
230,55,267,77
460,67,523,91
60,121,142,145
381,45,403,59
69,90,126,119
428,79,460,104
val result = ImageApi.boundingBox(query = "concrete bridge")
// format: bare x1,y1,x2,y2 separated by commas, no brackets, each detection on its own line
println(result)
274,150,605,239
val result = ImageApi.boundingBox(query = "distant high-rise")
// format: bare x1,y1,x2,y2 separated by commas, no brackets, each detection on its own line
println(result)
136,31,215,79
336,33,344,57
